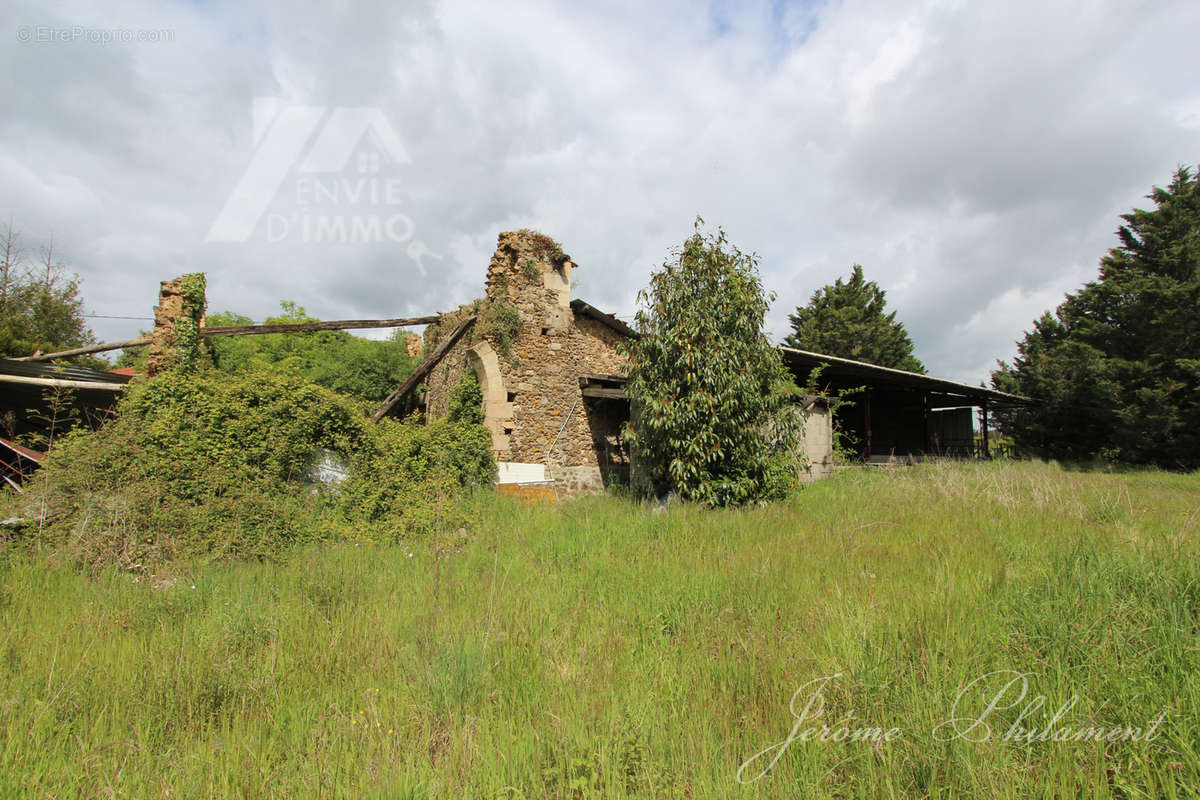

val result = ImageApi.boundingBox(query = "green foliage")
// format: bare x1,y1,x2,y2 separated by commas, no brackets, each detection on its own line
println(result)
992,165,1200,469
22,370,369,564
476,298,522,360
172,273,207,372
785,264,925,373
115,369,368,488
623,220,800,505
19,386,80,452
448,369,484,425
203,302,417,405
516,229,566,264
799,364,864,462
0,222,95,359
16,362,495,564
339,414,495,537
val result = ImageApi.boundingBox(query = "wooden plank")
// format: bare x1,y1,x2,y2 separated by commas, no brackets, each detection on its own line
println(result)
497,483,558,503
0,373,128,391
15,336,152,362
864,387,872,460
578,372,628,384
982,400,990,459
0,436,45,463
923,391,932,455
16,315,439,362
200,316,438,337
370,316,476,423
580,386,627,400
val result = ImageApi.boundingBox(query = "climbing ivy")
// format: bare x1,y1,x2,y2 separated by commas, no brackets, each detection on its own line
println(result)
448,369,485,425
476,298,522,360
173,272,207,372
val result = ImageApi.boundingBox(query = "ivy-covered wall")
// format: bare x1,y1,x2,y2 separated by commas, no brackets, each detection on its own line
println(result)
146,273,207,376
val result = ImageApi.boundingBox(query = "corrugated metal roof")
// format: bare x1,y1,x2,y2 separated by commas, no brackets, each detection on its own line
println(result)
569,301,1030,406
0,358,133,385
779,347,1030,405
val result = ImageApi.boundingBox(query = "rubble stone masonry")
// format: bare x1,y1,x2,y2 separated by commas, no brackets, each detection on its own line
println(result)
423,231,630,493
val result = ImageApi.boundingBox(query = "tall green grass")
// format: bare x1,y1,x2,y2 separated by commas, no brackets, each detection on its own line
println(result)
1,461,1197,797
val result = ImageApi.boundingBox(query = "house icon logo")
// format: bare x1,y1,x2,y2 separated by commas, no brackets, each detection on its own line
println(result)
205,98,414,243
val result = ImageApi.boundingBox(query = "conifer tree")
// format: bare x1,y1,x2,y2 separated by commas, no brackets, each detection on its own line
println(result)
992,165,1200,468
785,265,925,373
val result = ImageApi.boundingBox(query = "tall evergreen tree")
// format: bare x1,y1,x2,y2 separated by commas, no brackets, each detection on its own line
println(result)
992,165,1200,469
785,265,925,373
624,221,799,506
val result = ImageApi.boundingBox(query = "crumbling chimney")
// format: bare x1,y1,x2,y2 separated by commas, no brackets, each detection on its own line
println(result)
485,230,575,331
146,273,207,376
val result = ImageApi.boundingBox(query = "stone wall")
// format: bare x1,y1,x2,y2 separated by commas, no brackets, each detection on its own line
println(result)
422,304,477,423
146,273,206,377
423,230,834,494
403,332,422,359
423,231,631,488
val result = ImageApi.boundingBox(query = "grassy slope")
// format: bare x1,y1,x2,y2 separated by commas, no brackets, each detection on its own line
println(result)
1,461,1197,798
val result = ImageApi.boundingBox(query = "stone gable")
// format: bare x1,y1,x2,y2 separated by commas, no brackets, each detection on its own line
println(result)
423,231,631,493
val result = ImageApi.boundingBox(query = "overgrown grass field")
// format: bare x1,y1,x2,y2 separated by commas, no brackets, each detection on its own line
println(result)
2,461,1198,797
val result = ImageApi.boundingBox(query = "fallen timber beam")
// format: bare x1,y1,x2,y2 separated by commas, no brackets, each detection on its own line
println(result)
0,373,129,392
17,315,440,362
370,316,476,423
200,316,440,338
13,336,153,362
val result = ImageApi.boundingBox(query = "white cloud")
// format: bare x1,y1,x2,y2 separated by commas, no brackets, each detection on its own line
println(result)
1,0,1196,383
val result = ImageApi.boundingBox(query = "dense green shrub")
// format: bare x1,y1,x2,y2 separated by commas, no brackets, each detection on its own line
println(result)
447,369,484,425
115,368,370,489
16,366,494,566
339,414,495,537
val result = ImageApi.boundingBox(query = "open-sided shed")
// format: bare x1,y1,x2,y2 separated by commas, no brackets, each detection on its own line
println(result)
779,347,1029,461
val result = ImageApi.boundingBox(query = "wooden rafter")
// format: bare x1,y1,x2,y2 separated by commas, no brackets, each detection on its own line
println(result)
16,315,440,363
370,316,477,423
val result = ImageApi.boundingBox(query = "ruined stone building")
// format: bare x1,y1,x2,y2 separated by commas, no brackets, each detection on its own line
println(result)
415,230,835,494
417,231,638,493
1,231,1026,495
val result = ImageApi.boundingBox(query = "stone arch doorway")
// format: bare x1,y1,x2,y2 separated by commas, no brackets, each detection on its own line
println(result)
466,341,513,452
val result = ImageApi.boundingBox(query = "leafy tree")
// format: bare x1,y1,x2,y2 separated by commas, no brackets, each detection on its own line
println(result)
0,222,95,358
785,264,925,373
992,165,1200,469
623,221,800,506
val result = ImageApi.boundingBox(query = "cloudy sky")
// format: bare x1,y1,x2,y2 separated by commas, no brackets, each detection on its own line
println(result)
2,0,1196,383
